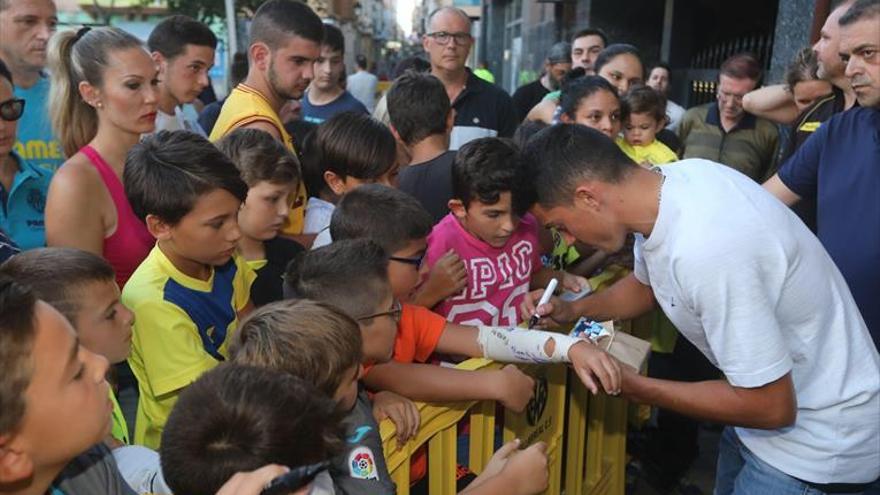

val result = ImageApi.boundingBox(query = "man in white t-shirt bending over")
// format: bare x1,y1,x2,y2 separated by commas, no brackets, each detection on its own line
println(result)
520,123,880,494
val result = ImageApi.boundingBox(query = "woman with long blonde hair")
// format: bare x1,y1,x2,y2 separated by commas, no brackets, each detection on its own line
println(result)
45,26,159,287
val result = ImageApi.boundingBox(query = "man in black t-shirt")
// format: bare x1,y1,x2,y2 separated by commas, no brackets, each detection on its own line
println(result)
387,71,456,224
512,42,571,123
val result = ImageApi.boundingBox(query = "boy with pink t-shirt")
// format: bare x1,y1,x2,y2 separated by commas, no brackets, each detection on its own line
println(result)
425,138,587,326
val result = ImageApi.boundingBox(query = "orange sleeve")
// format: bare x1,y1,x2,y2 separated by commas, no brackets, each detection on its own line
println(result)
400,304,447,363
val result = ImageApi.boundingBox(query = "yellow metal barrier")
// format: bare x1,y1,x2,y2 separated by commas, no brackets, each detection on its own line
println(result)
379,269,635,495
379,358,569,495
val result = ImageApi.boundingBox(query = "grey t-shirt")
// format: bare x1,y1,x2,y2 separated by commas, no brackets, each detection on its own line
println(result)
54,444,136,495
329,388,396,495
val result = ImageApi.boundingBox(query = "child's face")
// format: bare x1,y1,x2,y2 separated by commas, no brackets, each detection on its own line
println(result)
2,303,111,480
623,112,663,147
388,238,428,302
73,280,134,365
452,192,521,248
239,180,296,241
356,292,399,365
562,90,622,139
312,45,345,92
160,189,243,267
332,363,363,412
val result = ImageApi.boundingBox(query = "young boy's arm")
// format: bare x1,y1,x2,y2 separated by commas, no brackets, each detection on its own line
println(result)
435,323,621,395
461,440,549,495
363,362,535,413
412,250,467,308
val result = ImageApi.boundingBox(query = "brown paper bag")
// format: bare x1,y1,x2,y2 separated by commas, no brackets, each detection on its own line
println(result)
596,320,651,373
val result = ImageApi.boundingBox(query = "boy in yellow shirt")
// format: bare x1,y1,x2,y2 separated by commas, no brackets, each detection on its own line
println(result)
616,85,679,166
122,131,255,449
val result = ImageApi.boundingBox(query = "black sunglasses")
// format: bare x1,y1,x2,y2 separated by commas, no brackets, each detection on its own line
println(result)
0,98,25,122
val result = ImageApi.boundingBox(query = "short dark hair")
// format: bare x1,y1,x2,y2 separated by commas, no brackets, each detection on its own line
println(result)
124,131,248,225
283,239,390,320
559,75,619,119
391,56,431,79
719,53,762,82
0,59,12,86
321,23,345,54
301,112,396,194
330,184,433,254
0,276,37,437
250,0,325,50
356,54,368,69
232,299,362,398
230,52,249,88
0,248,115,325
839,0,880,25
621,85,667,123
648,61,670,76
452,138,530,215
512,120,548,150
572,27,608,47
594,44,643,76
160,364,344,495
216,128,300,187
521,124,637,208
148,15,217,59
387,71,450,145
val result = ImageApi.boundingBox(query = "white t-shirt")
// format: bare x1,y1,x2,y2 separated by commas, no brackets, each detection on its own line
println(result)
153,106,206,136
633,159,880,484
304,197,334,249
665,99,686,132
347,70,379,112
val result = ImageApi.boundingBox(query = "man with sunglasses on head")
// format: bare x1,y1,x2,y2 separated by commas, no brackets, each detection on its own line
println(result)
422,7,517,150
0,0,63,172
0,59,52,250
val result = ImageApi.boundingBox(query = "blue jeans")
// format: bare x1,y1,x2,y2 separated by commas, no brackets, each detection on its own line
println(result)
714,427,874,495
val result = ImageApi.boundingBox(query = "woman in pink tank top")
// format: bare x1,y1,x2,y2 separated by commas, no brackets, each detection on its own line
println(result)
45,27,158,288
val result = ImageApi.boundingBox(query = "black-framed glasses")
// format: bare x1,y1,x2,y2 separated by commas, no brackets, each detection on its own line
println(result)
0,98,25,122
426,31,472,46
357,299,402,324
390,253,424,269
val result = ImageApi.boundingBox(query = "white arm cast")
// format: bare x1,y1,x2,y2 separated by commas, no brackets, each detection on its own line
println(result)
476,326,585,364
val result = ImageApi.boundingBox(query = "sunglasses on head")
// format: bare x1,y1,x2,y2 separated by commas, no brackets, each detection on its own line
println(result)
0,98,25,122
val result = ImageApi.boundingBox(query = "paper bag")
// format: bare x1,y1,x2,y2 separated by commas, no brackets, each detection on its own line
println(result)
596,320,651,373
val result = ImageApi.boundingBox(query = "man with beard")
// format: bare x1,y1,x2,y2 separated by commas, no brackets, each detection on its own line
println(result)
210,0,323,242
765,0,880,358
512,42,571,123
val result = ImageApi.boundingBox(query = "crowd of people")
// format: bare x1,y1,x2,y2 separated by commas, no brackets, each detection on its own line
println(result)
0,0,877,494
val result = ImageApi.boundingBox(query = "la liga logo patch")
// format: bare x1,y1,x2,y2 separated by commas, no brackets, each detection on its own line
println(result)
349,446,379,480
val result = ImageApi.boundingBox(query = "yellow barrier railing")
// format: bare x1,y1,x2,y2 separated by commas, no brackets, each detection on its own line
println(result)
379,269,634,495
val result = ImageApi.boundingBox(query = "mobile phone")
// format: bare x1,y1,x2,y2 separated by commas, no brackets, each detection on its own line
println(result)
260,461,329,495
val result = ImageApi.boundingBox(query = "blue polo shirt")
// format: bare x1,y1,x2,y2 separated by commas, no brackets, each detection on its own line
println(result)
777,106,880,351
301,90,368,125
13,76,65,171
0,152,53,250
